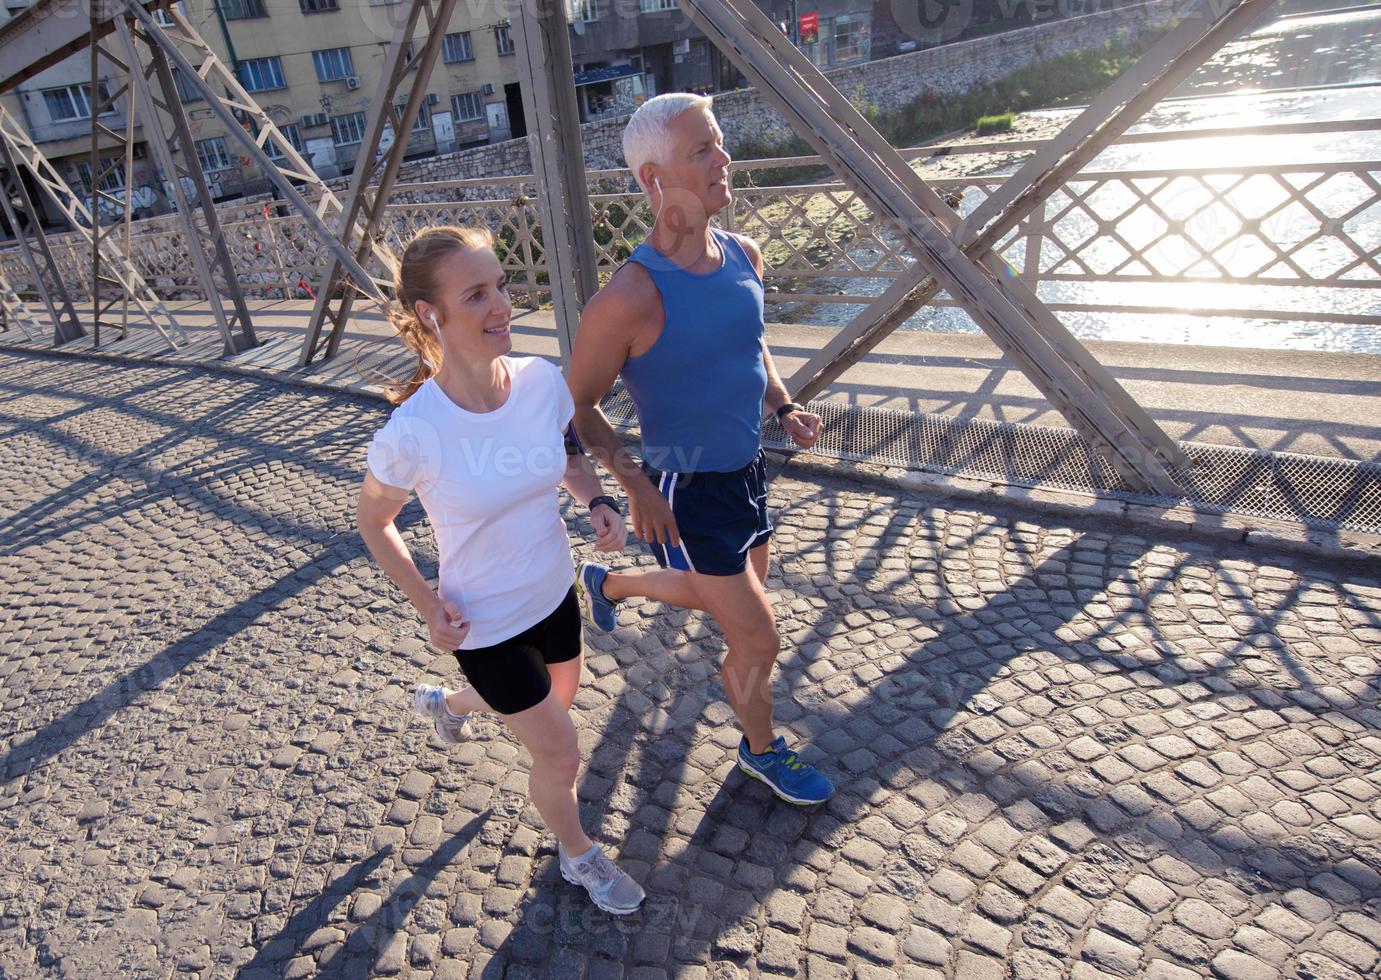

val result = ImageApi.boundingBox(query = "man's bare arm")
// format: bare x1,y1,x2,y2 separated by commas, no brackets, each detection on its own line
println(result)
761,338,792,416
732,234,789,414
567,269,682,546
567,279,649,491
735,232,822,448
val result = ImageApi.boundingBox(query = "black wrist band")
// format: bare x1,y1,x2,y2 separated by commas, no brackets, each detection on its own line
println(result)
776,401,804,420
589,495,621,515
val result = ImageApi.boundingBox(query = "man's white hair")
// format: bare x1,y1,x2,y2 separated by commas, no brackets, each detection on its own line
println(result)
622,92,715,193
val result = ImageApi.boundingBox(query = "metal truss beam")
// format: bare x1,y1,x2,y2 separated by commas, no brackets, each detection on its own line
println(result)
0,100,186,346
0,135,84,344
0,0,164,91
88,11,136,346
299,0,457,367
786,0,1275,462
0,270,43,342
112,12,257,355
678,0,1185,493
512,0,600,365
124,0,392,359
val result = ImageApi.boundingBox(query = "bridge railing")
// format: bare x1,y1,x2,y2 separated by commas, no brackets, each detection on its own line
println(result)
3,118,1377,339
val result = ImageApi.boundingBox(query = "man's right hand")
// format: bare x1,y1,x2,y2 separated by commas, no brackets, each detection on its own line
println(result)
630,480,680,547
423,596,470,651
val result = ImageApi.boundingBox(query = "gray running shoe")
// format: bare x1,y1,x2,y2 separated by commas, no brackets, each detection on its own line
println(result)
559,843,645,915
413,683,471,743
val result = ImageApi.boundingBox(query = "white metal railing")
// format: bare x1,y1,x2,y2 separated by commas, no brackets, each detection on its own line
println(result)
1,119,1377,335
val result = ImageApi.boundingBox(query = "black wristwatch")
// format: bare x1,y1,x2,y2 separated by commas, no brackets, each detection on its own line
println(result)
776,401,805,420
589,495,621,515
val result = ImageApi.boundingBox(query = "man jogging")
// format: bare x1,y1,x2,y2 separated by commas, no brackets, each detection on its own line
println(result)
567,93,834,807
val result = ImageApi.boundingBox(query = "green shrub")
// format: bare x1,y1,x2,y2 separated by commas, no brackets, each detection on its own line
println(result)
975,112,1015,136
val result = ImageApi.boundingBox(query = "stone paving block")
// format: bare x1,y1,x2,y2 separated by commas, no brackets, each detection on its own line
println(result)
1283,888,1335,924
1081,928,1143,977
953,951,1005,980
2,353,1380,979
1319,929,1380,973
1038,885,1094,929
961,913,1012,957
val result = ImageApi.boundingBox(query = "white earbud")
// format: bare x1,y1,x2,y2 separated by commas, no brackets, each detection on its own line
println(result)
651,175,665,228
421,312,440,369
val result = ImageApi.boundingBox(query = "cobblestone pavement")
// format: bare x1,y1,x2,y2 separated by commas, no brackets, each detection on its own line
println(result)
1,350,1380,979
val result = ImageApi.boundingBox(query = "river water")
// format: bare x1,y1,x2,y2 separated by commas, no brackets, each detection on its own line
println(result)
775,0,1381,354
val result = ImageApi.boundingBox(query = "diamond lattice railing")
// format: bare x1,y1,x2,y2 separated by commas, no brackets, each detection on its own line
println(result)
1041,164,1381,285
0,140,1374,334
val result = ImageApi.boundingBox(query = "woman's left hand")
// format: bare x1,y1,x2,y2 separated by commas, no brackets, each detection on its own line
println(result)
591,504,628,552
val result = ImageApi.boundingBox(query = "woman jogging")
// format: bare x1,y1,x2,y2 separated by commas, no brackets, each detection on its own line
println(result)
355,226,644,915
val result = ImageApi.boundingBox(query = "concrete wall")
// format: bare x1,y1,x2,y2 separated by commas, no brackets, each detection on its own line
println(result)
386,0,1176,186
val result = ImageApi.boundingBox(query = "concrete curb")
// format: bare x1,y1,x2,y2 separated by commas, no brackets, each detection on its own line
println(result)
767,451,1381,568
5,337,1377,566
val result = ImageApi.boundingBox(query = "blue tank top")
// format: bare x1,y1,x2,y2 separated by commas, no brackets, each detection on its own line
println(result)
620,228,768,473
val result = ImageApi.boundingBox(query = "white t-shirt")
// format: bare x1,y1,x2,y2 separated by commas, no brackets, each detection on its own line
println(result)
366,356,575,649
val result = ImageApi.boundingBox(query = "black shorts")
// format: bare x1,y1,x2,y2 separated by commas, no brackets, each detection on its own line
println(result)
452,587,582,715
641,449,774,577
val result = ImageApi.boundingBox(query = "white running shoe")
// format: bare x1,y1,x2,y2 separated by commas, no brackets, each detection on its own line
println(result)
559,843,645,915
413,684,471,744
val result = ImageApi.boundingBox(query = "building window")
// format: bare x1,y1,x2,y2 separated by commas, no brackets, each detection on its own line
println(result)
639,0,676,11
195,136,234,172
569,0,599,22
442,31,473,63
265,123,304,161
832,13,870,64
452,91,483,122
410,104,431,132
237,56,286,92
170,67,204,102
494,24,514,56
299,0,338,13
331,111,367,145
312,47,354,82
153,3,182,27
217,0,266,19
41,82,115,122
75,160,126,194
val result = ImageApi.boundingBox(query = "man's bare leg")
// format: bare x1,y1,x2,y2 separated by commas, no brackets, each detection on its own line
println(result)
685,564,780,753
600,538,771,611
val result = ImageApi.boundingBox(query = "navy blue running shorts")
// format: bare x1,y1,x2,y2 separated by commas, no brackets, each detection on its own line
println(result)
640,449,773,577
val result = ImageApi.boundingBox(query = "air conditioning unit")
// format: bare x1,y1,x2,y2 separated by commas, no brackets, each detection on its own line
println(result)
300,112,328,128
344,75,360,90
481,83,495,96
426,92,440,106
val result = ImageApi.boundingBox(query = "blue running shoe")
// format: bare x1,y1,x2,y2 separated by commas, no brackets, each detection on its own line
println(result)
575,561,618,633
737,735,835,805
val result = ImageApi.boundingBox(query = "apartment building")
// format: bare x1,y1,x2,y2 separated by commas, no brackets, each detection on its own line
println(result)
566,0,880,124
0,0,883,226
0,0,526,215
